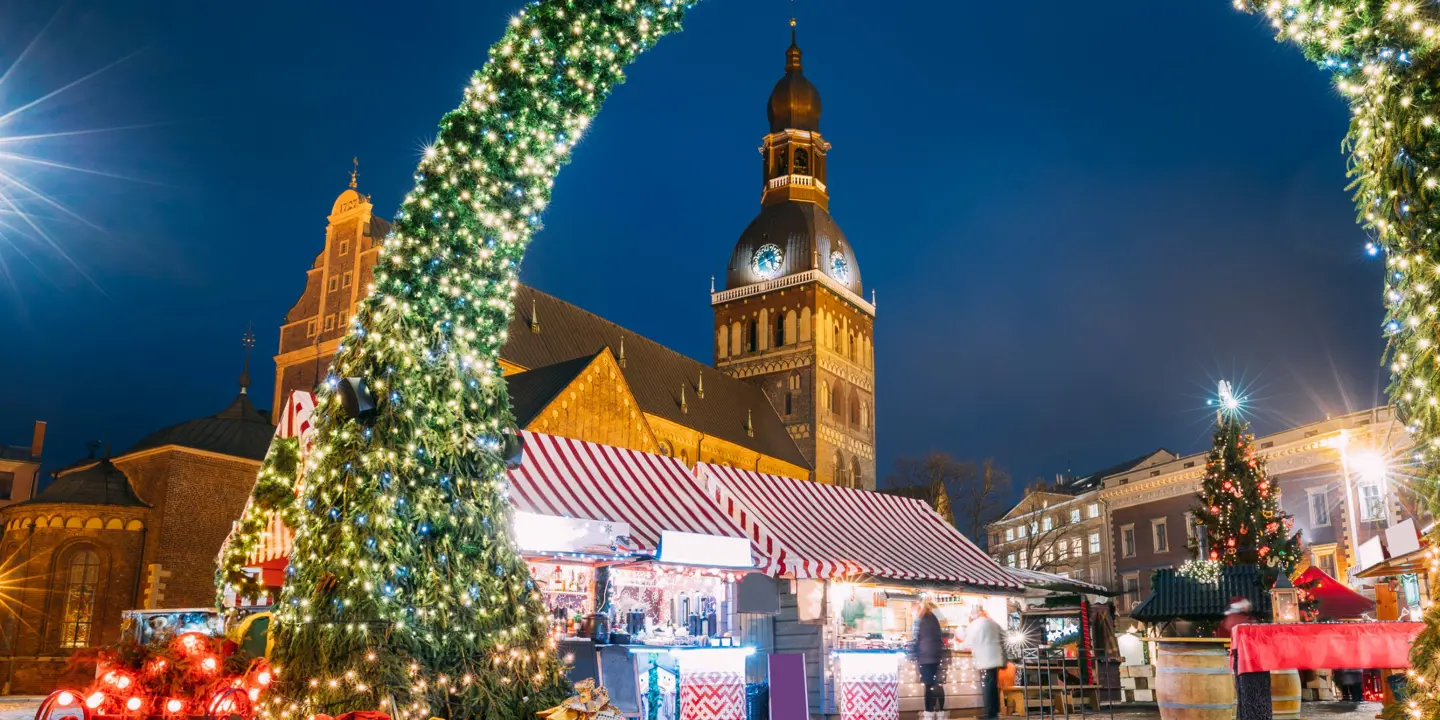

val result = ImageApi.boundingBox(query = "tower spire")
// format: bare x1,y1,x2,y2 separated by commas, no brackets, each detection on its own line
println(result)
530,297,540,334
350,157,359,189
240,322,255,394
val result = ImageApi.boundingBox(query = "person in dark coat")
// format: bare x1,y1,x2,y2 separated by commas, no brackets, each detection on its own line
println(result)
1334,669,1363,702
912,599,947,719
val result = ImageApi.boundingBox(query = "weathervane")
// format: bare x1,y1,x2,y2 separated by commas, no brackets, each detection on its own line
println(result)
240,322,255,394
350,156,359,189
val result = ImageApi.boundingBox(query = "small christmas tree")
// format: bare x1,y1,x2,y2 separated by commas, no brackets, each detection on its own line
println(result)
1192,382,1302,570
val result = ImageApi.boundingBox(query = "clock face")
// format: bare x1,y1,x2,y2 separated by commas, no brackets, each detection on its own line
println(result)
752,243,784,278
829,251,850,282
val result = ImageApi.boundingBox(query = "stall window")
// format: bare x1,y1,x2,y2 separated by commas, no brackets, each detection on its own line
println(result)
1359,484,1385,521
1005,527,1015,542
1088,532,1101,555
1308,488,1330,526
1121,524,1136,558
1069,508,1081,523
1151,518,1169,553
1041,516,1054,532
1087,503,1100,519
1006,553,1015,567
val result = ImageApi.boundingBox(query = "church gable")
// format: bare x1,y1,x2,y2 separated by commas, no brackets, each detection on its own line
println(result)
518,350,659,455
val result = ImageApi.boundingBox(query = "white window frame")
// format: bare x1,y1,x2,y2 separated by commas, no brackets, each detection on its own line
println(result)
1069,508,1081,523
1005,527,1015,542
1087,503,1100,519
1359,483,1385,522
1312,544,1338,578
1151,518,1169,554
1042,516,1054,532
1017,524,1028,539
1044,545,1055,563
1184,512,1196,541
1122,573,1140,610
1058,541,1069,560
1121,524,1136,558
1019,549,1029,568
1030,521,1040,534
1307,487,1331,527
1071,537,1083,557
1007,553,1015,567
1088,532,1101,555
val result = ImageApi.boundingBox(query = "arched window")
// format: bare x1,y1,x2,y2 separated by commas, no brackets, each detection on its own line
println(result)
850,458,863,489
819,381,830,411
832,323,840,350
759,309,770,350
658,441,673,457
784,392,793,415
730,322,743,356
680,449,690,466
799,308,812,342
59,549,100,648
831,383,841,415
850,392,860,425
774,313,786,348
833,450,846,487
861,402,870,429
794,148,810,175
747,321,758,353
716,327,728,359
784,310,797,345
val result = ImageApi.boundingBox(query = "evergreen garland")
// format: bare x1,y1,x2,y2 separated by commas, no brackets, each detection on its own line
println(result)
1232,0,1440,713
247,1,697,719
216,437,300,609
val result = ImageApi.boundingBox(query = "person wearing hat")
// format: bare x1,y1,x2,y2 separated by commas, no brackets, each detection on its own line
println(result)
1218,596,1255,638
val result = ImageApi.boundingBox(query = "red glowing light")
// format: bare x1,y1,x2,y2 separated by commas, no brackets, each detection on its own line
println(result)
126,696,143,711
56,692,75,706
166,699,184,713
116,675,133,689
86,692,105,709
202,657,218,672
257,670,272,686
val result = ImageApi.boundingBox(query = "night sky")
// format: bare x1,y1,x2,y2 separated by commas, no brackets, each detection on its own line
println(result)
0,0,1388,492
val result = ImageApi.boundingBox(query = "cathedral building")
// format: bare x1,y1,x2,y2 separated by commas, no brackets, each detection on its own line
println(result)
713,27,876,488
273,30,872,485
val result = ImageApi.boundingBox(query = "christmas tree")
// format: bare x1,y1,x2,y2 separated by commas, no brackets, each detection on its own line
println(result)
254,1,696,719
1191,382,1301,570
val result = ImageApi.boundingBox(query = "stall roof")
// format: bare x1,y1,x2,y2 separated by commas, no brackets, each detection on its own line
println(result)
508,431,750,554
699,464,1023,589
1007,567,1116,596
1294,566,1375,620
1130,566,1272,622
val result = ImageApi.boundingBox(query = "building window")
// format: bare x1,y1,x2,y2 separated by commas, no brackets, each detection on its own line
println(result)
328,276,339,293
1151,518,1169,553
1042,516,1054,532
1044,545,1055,563
1359,484,1385,521
1184,512,1198,542
1313,545,1338,578
784,392,793,415
0,471,13,500
831,384,840,416
1087,503,1100,519
861,402,870,429
1058,541,1068,560
324,314,336,331
788,374,801,390
657,441,672,457
1007,553,1015,568
1308,488,1330,526
342,271,353,288
1121,524,1136,558
747,321,758,353
819,381,829,411
1018,549,1029,569
1005,527,1015,542
306,319,318,337
1069,508,1081,523
1122,574,1140,611
59,549,101,648
339,239,350,255
774,316,785,348
1089,532,1101,555
1017,524,1028,539
1071,537,1083,557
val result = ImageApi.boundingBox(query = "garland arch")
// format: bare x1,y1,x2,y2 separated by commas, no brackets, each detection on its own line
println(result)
1235,0,1440,712
252,1,698,718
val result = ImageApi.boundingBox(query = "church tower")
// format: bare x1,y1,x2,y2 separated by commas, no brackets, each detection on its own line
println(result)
713,24,876,488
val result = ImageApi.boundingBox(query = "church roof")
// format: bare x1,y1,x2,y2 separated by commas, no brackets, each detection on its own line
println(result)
504,287,811,470
726,201,861,295
124,392,275,462
505,352,603,427
13,458,148,509
767,28,821,134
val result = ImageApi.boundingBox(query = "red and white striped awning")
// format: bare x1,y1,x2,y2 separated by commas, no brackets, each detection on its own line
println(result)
505,431,750,555
699,464,1023,589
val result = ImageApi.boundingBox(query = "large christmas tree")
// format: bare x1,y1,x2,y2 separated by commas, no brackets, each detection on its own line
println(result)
253,2,696,719
1192,382,1301,570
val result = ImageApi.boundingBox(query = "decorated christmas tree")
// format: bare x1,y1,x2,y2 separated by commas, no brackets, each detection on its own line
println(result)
247,1,697,719
1191,382,1302,571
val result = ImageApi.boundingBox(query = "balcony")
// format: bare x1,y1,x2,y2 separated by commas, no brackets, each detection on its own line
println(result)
711,270,875,315
765,174,827,193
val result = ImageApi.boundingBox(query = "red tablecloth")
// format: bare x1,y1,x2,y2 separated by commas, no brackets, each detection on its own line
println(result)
1231,622,1423,674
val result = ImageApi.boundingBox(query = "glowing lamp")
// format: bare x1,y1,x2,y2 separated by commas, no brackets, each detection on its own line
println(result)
56,692,75,706
116,675,132,689
1271,573,1300,623
202,656,218,672
166,699,184,713
1351,451,1388,484
257,670,272,686
86,693,105,709
126,697,143,711
248,689,260,701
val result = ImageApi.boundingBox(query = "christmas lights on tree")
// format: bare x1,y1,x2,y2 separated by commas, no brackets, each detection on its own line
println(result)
241,1,698,718
1230,0,1440,711
1192,382,1302,571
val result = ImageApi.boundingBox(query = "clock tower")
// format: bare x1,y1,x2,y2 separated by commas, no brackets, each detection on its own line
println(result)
712,24,876,488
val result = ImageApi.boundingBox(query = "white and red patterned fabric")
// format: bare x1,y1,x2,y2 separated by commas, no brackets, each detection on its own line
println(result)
506,431,750,555
839,678,900,720
678,670,745,720
277,390,318,446
697,464,1022,588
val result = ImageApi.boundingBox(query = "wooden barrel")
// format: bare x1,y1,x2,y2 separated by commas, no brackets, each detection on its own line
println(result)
1155,639,1235,720
1271,669,1301,720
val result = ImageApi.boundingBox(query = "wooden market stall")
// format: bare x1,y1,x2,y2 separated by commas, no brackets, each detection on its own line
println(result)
697,463,1025,720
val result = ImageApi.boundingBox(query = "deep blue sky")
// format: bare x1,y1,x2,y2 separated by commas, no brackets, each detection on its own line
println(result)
0,0,1388,490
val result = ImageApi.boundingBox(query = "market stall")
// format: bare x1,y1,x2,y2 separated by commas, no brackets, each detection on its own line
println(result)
1003,568,1121,714
698,463,1024,720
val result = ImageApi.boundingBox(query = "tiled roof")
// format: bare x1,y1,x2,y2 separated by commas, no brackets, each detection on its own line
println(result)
124,393,275,462
505,353,602,427
13,459,147,509
1063,448,1174,492
502,286,810,470
1129,565,1272,621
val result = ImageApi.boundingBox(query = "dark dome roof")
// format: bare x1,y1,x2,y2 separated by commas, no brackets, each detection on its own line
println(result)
14,458,147,509
126,393,275,461
767,37,821,133
726,201,862,295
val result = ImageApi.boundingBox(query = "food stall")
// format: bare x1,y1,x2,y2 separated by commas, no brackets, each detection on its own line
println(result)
698,463,1026,720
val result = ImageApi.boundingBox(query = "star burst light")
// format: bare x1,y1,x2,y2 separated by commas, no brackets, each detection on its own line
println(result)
0,10,142,293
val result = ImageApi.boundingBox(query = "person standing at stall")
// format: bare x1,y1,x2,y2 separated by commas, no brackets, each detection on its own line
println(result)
912,599,947,720
962,604,1004,720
